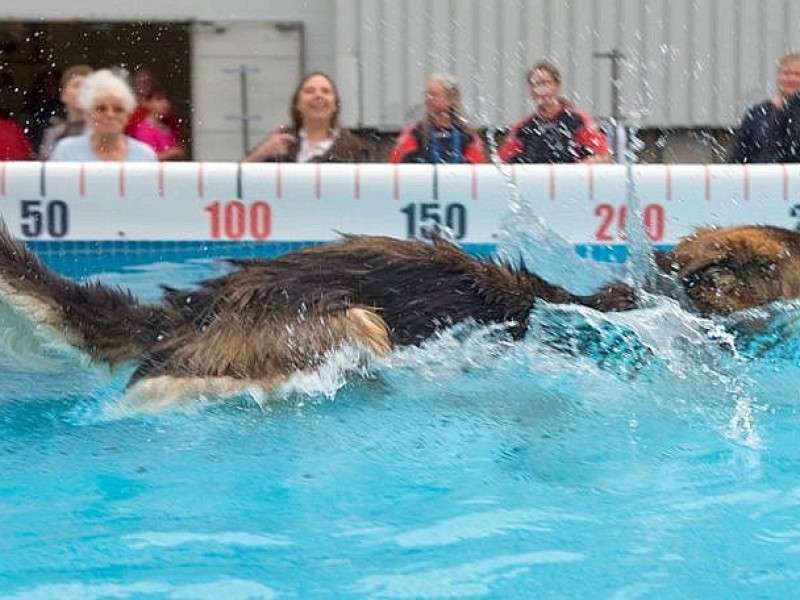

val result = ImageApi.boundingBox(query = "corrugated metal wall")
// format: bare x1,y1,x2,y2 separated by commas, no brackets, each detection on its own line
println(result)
338,0,800,130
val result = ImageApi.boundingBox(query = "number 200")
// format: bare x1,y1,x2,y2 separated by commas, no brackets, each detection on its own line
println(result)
594,203,665,242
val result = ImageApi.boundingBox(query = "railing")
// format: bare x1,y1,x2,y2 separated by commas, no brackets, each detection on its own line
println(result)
2,163,799,257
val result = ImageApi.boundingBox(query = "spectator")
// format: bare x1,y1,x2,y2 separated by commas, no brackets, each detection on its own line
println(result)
783,89,800,162
38,64,94,160
129,84,186,161
0,72,34,160
131,67,156,106
389,74,486,164
49,69,157,162
25,70,64,151
0,116,33,160
499,60,611,164
729,52,800,163
243,71,370,163
124,67,185,150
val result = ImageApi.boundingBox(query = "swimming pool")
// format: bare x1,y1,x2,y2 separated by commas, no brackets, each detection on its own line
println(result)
2,237,800,598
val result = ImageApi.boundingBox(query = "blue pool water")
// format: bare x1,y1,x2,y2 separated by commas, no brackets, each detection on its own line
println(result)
3,243,800,598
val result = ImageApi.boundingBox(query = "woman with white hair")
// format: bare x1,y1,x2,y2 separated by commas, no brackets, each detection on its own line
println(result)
389,74,486,164
49,69,157,162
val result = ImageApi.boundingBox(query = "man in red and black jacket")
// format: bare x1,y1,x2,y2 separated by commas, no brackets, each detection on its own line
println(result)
389,75,486,164
499,60,610,164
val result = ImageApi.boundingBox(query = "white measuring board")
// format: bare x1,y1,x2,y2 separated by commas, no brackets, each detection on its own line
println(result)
1,162,799,249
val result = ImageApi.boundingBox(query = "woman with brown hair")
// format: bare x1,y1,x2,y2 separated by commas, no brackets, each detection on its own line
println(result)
243,71,369,163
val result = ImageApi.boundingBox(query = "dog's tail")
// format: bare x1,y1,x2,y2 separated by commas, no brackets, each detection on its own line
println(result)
0,223,159,364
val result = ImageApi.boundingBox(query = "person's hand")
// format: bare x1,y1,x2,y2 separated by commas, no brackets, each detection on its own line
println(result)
580,151,612,164
158,145,187,161
244,131,297,161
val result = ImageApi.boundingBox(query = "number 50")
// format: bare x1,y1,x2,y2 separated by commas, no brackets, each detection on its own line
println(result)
20,199,69,238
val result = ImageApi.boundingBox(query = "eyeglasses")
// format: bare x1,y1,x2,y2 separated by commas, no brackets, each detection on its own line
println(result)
94,103,126,114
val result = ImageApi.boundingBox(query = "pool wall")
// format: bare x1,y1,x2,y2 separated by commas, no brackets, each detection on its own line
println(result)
1,163,798,266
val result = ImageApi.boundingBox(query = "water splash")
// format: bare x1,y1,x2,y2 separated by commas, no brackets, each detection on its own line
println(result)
484,128,619,292
622,162,654,291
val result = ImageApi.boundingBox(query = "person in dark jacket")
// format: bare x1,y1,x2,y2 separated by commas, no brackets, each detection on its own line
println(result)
0,73,34,160
499,60,611,164
780,88,800,162
729,53,800,163
389,74,486,164
243,71,369,163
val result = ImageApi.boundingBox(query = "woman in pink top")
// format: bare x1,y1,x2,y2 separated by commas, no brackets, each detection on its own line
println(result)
130,85,186,161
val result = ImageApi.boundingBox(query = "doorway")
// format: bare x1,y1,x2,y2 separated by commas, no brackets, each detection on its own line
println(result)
0,21,191,155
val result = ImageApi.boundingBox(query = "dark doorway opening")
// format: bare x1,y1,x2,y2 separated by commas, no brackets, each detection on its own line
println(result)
0,21,192,156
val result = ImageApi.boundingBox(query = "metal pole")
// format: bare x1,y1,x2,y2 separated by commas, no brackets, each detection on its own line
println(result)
223,65,260,156
610,49,622,122
594,48,624,121
594,49,626,161
239,66,249,155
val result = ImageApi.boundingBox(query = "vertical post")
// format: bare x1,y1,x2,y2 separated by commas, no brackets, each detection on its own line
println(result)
609,48,623,122
239,67,250,154
223,65,261,156
594,49,626,161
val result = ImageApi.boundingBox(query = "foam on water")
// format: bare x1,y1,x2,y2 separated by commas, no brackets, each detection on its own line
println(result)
2,294,799,596
4,166,800,595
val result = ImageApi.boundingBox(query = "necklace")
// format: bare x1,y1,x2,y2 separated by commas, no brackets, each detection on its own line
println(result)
92,136,127,161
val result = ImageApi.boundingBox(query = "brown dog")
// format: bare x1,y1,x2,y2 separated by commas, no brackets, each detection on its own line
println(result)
657,225,800,315
0,225,635,403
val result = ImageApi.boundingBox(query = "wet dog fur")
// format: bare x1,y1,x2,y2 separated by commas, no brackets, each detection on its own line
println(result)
0,225,636,404
656,225,800,316
5,221,797,404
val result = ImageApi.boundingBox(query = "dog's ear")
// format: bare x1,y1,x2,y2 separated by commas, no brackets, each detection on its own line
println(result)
653,249,677,274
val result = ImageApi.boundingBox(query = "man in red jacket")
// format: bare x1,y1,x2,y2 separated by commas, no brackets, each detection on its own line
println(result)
390,75,486,164
500,60,611,164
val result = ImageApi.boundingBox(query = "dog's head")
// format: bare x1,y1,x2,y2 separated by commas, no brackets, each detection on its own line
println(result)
656,225,800,315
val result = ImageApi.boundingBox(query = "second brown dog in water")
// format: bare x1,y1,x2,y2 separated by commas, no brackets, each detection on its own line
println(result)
656,225,800,315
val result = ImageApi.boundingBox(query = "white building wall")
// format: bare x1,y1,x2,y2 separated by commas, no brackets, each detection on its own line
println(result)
4,0,800,130
336,0,800,129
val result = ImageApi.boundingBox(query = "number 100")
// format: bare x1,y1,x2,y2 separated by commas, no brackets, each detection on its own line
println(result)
205,200,272,240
